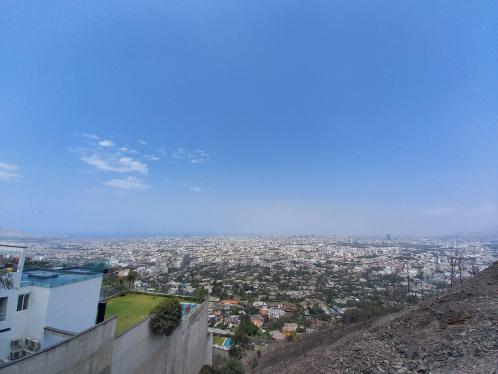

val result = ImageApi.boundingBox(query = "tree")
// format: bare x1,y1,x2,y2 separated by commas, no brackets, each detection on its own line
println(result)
149,298,181,335
456,249,465,283
126,270,138,291
199,365,218,374
233,327,249,349
228,345,242,360
237,314,258,336
194,286,208,302
448,248,464,285
342,307,368,324
0,270,13,290
220,359,244,374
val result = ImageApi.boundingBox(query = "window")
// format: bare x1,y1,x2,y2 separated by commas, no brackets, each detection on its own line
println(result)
0,297,7,321
16,294,29,311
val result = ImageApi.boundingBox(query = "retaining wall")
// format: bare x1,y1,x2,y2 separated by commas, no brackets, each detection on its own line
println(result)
0,317,116,374
0,300,211,374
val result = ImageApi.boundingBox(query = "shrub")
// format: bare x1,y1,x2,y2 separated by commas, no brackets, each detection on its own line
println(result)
220,359,244,374
199,365,218,374
228,346,242,360
149,298,181,335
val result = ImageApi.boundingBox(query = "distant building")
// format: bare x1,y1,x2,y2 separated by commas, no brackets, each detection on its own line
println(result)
250,315,264,328
270,330,286,341
282,322,298,337
268,307,285,319
117,268,130,278
221,299,239,306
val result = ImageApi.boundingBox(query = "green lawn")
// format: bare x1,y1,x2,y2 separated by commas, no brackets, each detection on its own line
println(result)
213,335,225,345
105,293,173,335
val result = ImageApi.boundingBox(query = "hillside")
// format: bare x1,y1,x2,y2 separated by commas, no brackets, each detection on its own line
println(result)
253,261,498,373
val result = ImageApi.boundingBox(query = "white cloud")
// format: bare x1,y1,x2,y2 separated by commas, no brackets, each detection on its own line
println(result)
81,133,101,141
117,157,148,174
98,139,114,147
0,162,20,181
104,176,148,190
166,179,205,192
172,148,210,164
144,154,160,161
138,139,147,146
78,152,148,174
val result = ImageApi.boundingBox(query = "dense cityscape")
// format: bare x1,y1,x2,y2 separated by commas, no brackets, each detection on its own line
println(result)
5,235,496,354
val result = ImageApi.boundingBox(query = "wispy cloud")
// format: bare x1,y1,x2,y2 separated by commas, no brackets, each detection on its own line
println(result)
74,135,211,192
75,135,149,174
0,162,20,181
104,176,148,190
171,148,210,164
166,179,204,193
79,154,148,174
98,139,114,147
144,154,160,161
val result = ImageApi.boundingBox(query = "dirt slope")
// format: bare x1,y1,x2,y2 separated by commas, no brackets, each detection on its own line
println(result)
254,261,498,374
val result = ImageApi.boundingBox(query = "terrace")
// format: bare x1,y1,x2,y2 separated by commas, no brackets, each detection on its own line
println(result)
104,293,198,335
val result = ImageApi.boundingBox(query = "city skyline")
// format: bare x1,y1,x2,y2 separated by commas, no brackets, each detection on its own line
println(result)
1,1,497,236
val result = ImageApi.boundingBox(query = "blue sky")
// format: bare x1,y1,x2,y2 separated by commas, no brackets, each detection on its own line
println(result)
0,1,497,236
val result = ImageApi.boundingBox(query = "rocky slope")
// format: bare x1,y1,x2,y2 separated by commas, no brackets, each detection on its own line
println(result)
255,261,498,373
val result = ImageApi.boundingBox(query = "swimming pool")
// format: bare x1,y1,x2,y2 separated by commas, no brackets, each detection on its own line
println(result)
180,302,198,318
223,337,232,348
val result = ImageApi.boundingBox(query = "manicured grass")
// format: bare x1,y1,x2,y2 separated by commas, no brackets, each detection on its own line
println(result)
105,293,175,335
213,335,225,345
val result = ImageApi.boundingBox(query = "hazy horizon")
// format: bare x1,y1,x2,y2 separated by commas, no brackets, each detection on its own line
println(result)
1,1,497,236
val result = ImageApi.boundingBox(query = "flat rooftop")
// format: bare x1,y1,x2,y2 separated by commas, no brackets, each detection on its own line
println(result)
21,268,103,288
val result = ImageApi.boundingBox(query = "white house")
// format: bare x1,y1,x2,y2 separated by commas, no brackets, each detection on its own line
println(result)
268,307,285,319
0,245,103,362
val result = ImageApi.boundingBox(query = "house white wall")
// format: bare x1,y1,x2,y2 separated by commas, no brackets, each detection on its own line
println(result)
0,261,103,361
44,276,102,333
0,248,26,360
11,285,50,342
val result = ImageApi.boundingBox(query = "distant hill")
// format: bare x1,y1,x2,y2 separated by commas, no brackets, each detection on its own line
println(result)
443,226,498,241
252,261,498,373
0,228,30,239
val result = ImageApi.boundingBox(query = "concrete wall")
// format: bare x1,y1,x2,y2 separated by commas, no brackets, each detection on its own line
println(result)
0,317,116,374
1,300,211,374
111,301,211,374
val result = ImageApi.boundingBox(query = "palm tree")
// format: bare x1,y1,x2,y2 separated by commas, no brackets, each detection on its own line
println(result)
126,270,138,291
